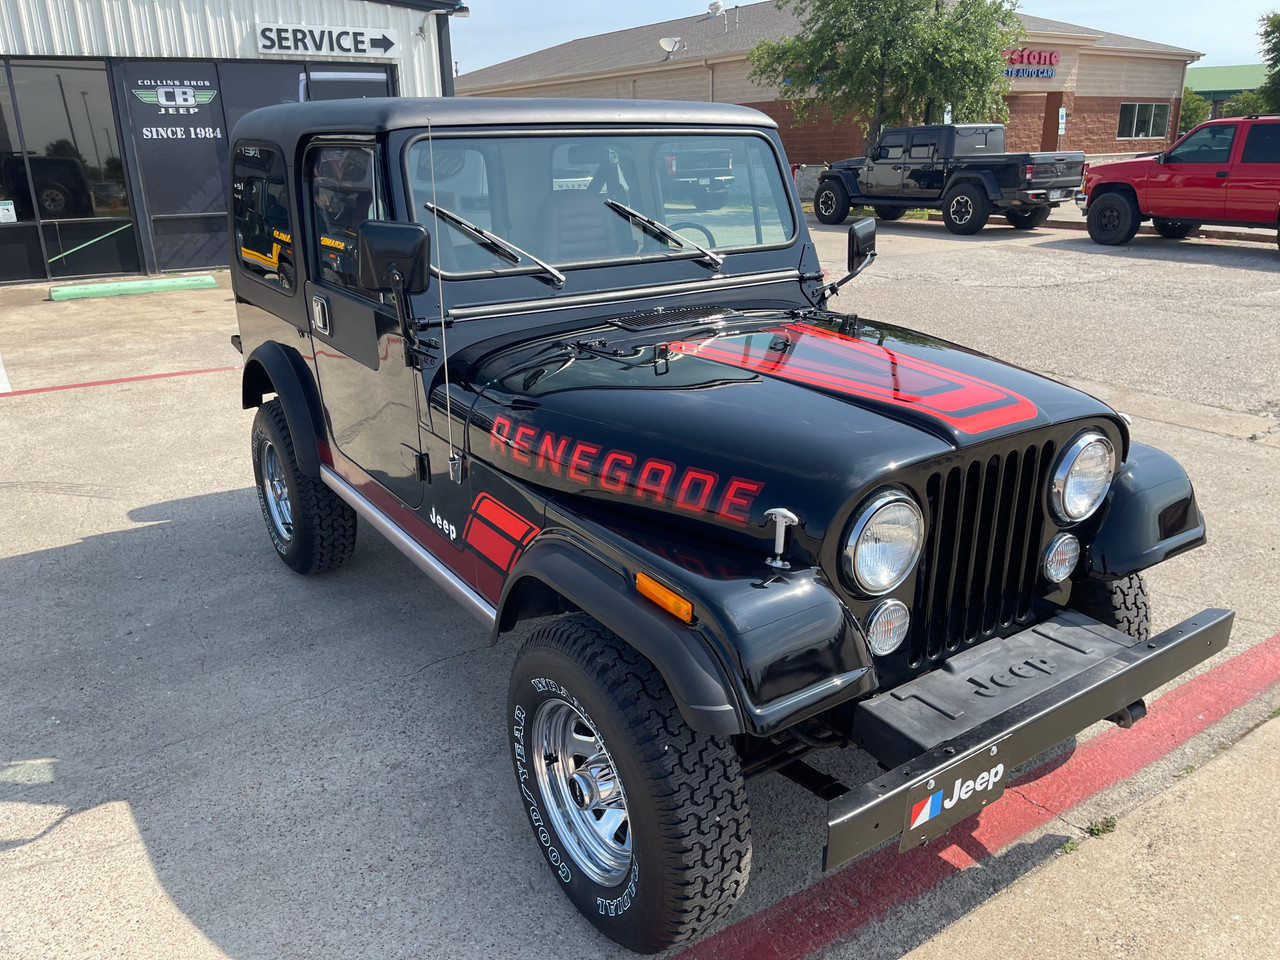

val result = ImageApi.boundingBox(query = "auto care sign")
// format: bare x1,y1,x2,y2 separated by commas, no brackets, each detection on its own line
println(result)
256,23,400,59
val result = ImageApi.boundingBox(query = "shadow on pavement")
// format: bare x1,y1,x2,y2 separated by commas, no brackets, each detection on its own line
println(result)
0,489,1095,960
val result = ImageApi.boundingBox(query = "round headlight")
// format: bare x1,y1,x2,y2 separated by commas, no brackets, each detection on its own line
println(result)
1051,433,1115,523
865,599,910,656
845,491,924,595
1043,533,1080,583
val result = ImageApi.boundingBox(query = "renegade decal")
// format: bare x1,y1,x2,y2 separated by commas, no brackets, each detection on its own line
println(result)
489,416,763,524
464,493,540,573
668,323,1038,435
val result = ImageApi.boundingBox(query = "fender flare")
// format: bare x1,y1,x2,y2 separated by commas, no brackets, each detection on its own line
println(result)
819,169,864,200
496,537,743,737
1087,442,1206,579
945,171,1001,202
1088,181,1142,214
241,341,325,478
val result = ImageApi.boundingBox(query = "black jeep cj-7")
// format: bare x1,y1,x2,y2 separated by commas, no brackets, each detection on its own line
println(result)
228,98,1232,953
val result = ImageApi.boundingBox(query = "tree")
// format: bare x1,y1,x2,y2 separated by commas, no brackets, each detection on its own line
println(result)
1258,11,1280,111
748,0,1022,145
1224,89,1267,117
1179,86,1210,131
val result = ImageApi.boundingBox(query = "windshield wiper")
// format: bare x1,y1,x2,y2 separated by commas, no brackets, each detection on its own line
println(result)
423,201,566,288
603,199,724,271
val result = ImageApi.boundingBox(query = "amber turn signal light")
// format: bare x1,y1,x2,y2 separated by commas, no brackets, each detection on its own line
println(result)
635,571,694,623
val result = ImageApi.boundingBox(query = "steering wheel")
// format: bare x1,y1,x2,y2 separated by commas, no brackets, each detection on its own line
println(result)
668,221,717,249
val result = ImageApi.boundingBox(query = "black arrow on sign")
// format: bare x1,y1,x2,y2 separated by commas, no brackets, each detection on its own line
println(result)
370,34,394,53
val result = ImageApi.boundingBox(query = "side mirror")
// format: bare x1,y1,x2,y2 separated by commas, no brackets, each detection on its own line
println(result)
1154,153,1166,165
356,220,431,295
848,217,876,275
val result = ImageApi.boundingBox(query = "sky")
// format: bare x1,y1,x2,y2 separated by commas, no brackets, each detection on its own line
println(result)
448,0,1272,76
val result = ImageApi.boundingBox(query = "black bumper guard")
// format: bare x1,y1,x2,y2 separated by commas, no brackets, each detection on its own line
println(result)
825,607,1234,870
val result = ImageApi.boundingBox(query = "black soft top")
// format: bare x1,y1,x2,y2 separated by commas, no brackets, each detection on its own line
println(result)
232,97,778,147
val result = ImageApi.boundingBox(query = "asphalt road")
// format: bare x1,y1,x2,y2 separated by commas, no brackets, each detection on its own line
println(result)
1,219,1278,960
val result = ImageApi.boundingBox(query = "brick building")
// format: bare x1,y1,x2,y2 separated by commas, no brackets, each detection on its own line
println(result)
456,2,1200,164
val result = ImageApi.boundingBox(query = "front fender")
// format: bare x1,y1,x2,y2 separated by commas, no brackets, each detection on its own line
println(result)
497,535,744,736
1087,442,1206,579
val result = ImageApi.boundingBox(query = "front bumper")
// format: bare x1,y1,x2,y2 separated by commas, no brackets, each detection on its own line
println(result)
824,607,1233,869
1075,191,1089,210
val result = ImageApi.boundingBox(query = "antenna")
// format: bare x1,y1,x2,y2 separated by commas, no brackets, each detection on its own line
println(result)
658,37,682,60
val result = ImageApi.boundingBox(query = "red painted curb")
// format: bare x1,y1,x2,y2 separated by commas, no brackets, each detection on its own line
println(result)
678,631,1280,960
0,365,240,398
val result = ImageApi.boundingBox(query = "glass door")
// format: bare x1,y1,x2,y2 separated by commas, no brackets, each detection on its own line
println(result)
8,59,141,278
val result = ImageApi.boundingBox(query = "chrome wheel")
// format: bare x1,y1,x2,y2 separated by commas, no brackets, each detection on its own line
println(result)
260,440,293,542
949,195,973,225
532,698,632,886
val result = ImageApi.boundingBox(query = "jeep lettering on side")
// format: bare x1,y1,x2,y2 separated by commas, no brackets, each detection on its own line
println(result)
229,98,1233,954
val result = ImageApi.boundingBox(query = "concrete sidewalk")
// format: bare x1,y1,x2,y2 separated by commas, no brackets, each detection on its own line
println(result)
902,713,1280,960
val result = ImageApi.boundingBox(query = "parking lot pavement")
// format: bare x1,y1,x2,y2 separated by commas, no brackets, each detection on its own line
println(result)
2,222,1278,960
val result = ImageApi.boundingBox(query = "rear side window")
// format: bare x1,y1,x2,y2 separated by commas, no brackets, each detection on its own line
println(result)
908,136,937,160
1241,123,1280,164
952,127,1004,155
232,144,295,293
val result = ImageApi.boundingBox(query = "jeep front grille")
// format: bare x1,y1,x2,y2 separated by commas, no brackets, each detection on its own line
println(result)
909,442,1055,666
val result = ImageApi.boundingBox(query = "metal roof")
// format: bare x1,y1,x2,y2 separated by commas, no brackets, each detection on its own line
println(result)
456,1,1201,92
1185,64,1269,96
231,96,779,145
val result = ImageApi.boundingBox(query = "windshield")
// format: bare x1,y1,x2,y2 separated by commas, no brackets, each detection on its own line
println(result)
404,132,796,277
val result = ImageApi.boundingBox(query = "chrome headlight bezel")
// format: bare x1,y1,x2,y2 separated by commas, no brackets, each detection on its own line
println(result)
844,489,925,596
1050,432,1116,524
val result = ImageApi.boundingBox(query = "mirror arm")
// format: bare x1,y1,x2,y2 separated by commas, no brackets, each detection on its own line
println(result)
387,267,418,366
819,251,877,303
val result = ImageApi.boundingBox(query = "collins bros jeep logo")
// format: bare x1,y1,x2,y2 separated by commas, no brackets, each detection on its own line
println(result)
133,81,218,115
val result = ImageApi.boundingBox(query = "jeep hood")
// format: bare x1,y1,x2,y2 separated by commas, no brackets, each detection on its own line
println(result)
464,311,1121,542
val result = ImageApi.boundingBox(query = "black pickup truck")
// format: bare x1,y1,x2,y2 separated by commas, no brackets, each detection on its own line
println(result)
814,123,1085,234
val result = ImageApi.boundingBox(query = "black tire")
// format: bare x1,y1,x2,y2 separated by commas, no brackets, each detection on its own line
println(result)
1068,573,1150,642
1087,192,1140,246
703,190,729,211
688,185,711,211
1152,218,1196,239
1005,206,1051,230
507,615,751,953
814,180,850,225
874,205,906,221
941,184,991,235
37,182,71,218
251,399,356,575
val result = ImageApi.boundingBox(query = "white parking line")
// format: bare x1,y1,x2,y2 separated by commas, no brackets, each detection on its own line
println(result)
0,350,11,393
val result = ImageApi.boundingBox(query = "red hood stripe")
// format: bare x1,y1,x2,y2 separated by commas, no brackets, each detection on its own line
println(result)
669,323,1038,435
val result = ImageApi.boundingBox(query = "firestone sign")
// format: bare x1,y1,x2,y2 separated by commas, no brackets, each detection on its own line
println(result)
1003,48,1060,79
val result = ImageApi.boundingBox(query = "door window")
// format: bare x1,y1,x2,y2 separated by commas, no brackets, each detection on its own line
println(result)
1167,124,1236,164
908,136,937,160
877,135,906,161
307,144,381,295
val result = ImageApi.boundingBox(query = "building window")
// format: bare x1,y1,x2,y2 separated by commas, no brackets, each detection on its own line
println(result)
1117,103,1171,140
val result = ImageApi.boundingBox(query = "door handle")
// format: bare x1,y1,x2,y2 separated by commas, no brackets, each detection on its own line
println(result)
1215,170,1229,178
892,165,903,171
311,295,331,336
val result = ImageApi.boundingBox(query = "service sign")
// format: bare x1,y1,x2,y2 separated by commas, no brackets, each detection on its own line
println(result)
257,23,400,59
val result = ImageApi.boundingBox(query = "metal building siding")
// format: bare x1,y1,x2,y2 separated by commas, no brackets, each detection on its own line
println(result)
0,0,443,95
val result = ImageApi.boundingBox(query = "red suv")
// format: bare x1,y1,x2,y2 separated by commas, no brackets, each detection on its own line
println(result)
1079,116,1280,248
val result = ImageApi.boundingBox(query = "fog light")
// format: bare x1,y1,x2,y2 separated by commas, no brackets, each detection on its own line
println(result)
1044,533,1080,583
865,599,910,656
